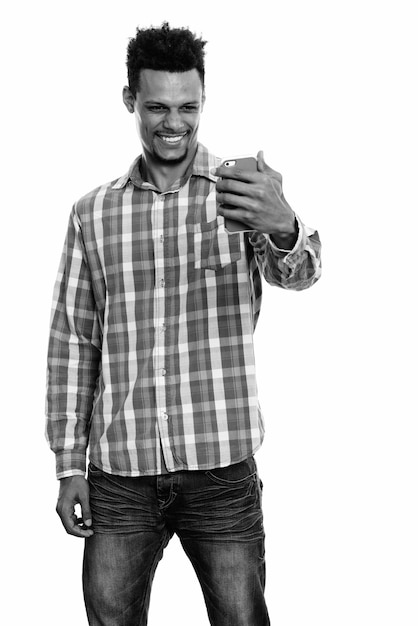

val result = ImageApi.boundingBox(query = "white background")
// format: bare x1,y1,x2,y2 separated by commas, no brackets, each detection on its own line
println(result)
1,0,417,624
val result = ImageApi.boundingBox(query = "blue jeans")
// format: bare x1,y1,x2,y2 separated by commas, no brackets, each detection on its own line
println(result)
83,457,270,625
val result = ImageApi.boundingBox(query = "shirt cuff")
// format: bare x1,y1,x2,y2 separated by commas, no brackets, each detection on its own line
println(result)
55,451,87,480
57,469,86,480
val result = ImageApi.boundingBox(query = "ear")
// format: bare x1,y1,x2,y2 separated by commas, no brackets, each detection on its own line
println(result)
201,90,206,112
122,86,135,113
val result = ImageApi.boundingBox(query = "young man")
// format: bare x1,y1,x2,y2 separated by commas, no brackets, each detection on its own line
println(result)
46,22,321,626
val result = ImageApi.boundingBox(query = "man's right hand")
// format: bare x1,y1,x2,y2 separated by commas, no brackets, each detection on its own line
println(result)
56,475,94,538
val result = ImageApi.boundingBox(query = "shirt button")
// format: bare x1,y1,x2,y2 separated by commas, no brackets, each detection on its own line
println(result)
159,278,165,288
161,368,167,376
160,323,166,333
162,412,169,421
159,234,164,243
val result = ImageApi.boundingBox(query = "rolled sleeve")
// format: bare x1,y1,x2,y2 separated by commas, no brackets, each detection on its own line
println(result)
248,214,322,290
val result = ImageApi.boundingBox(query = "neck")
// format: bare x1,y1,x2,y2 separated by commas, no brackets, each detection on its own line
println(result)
142,147,198,192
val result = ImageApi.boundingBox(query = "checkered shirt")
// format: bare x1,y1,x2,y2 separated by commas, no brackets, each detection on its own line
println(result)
45,143,322,479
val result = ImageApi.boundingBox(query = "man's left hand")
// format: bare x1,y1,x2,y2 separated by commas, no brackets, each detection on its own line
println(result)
214,151,298,244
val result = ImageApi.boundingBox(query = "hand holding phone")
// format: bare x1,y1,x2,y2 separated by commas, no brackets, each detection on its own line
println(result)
215,150,298,240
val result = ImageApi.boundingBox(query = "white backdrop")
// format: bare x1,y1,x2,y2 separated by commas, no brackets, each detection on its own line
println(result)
1,1,417,624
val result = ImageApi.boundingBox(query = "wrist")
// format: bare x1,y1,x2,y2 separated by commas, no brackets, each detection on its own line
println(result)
270,217,298,250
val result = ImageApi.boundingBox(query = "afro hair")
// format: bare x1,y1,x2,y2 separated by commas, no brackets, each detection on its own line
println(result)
127,22,207,94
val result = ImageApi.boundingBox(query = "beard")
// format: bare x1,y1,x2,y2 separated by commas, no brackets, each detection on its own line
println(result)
151,148,189,166
149,134,192,166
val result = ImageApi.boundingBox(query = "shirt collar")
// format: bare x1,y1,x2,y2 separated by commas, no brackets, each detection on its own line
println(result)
111,143,219,191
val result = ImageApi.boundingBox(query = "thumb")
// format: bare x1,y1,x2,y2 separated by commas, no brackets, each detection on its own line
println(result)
80,491,92,527
257,150,274,174
257,150,283,191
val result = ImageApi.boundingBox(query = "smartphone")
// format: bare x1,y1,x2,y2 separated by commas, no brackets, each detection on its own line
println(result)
220,156,257,233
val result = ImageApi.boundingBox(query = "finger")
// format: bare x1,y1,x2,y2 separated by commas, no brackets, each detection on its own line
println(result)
211,164,260,183
216,178,253,195
257,150,273,174
57,502,93,538
216,192,253,210
65,517,94,538
218,205,251,225
257,150,283,184
64,515,94,538
61,514,93,538
75,517,95,533
256,150,266,172
79,489,93,528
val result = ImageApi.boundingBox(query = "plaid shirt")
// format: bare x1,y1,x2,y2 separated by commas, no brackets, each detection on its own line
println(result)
46,143,321,479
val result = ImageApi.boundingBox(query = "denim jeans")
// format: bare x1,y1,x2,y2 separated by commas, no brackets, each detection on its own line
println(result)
83,457,270,626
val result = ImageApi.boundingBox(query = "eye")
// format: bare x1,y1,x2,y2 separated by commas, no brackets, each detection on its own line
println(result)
181,105,199,112
147,105,167,113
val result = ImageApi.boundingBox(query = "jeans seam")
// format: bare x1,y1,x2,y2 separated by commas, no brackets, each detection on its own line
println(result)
137,529,170,625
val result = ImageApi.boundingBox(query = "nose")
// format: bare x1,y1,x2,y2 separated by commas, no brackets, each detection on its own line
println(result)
163,108,184,132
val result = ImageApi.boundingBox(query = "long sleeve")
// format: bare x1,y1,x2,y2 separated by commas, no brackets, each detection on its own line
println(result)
45,207,102,479
247,215,322,290
43,145,322,478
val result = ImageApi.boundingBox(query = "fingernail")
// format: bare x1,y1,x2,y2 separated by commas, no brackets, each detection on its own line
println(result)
85,519,92,527
210,167,217,175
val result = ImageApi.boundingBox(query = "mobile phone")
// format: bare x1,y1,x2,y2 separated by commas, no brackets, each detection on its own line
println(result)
219,156,257,233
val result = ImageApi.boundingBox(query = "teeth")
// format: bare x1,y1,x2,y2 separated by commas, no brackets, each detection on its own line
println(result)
160,134,186,143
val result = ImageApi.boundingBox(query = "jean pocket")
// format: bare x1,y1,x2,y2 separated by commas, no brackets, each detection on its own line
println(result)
205,458,257,486
194,216,242,270
88,462,106,477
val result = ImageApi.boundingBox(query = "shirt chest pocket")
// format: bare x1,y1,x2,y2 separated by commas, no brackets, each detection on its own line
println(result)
193,216,242,271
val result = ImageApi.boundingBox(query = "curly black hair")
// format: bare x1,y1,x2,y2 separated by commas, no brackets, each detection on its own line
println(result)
126,22,207,95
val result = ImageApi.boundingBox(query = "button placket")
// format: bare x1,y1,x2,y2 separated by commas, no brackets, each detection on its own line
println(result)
152,193,169,433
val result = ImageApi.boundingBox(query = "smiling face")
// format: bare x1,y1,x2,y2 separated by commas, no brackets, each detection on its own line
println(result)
123,69,204,168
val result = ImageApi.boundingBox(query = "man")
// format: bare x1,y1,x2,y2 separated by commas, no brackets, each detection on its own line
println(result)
46,22,321,626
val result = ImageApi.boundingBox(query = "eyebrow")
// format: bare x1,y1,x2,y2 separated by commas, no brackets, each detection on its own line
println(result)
144,100,201,106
